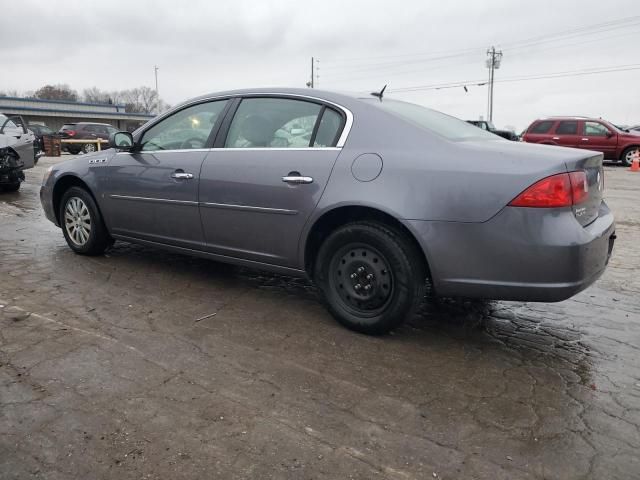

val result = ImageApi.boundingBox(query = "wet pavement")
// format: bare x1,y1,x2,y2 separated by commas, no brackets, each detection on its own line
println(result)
1,156,639,479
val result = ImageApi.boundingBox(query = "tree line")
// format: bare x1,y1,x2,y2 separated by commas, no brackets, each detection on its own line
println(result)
0,84,170,114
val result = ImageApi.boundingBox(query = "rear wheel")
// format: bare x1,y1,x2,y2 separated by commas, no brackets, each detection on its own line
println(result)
82,143,97,154
68,146,81,155
59,187,110,255
621,146,640,167
314,221,426,335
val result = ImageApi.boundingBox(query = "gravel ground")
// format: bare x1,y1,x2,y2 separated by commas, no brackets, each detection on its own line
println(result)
1,156,639,479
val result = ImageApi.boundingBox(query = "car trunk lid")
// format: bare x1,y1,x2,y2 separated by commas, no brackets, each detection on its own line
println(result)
564,153,604,227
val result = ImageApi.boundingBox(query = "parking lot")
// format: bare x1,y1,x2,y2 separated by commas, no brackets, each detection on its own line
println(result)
0,156,638,479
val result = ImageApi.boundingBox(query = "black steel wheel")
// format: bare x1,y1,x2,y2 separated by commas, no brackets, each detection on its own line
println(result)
315,221,426,335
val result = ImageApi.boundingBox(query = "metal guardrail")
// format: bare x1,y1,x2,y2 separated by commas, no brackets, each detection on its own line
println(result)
60,139,109,151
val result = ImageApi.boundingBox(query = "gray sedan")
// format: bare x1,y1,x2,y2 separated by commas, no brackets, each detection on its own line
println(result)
40,88,615,334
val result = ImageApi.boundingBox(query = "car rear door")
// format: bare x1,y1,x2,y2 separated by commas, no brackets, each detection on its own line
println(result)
551,120,581,148
102,99,229,249
198,95,347,268
579,121,618,159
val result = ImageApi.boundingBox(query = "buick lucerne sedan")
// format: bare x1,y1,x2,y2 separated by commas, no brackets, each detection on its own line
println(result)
40,88,616,334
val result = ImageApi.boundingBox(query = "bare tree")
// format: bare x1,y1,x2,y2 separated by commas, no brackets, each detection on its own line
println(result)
34,84,79,102
83,87,111,104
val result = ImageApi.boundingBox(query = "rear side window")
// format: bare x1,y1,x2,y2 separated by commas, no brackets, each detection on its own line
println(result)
556,121,578,135
313,108,343,147
225,98,323,148
529,120,554,134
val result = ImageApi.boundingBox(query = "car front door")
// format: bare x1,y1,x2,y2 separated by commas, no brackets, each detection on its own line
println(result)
198,96,346,268
102,99,229,249
579,121,618,159
552,120,581,148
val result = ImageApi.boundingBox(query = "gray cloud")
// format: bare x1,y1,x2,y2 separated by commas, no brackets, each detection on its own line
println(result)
2,0,639,130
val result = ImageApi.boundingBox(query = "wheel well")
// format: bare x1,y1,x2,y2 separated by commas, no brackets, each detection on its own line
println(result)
622,145,640,155
304,206,430,279
52,176,95,224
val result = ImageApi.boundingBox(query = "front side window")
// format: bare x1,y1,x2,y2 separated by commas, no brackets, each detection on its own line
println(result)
140,100,228,151
584,121,609,137
225,98,325,148
556,121,578,135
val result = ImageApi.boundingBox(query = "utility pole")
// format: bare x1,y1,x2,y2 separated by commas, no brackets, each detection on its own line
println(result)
307,57,319,88
485,47,503,123
154,65,159,96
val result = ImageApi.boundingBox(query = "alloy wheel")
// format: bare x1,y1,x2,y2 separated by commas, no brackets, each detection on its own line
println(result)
64,197,92,246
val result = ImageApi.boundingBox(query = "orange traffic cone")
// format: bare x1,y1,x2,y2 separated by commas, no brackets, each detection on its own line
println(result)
630,151,640,172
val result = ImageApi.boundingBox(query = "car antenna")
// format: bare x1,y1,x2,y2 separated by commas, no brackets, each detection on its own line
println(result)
370,84,387,100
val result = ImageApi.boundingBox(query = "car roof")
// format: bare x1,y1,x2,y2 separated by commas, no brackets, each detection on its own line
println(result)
181,87,371,111
535,116,607,122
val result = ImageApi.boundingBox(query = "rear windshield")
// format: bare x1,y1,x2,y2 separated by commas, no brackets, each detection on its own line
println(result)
365,99,499,141
61,124,76,130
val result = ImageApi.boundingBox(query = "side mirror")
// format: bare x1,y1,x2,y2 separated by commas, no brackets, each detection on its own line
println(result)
606,131,614,138
109,131,135,151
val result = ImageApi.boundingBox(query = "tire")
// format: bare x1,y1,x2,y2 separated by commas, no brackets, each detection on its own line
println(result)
82,143,97,154
68,147,81,155
621,146,640,167
59,186,110,255
314,221,426,335
1,182,20,193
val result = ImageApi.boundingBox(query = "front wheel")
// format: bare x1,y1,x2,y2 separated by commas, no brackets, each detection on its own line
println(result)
59,187,111,255
314,221,426,335
621,146,640,167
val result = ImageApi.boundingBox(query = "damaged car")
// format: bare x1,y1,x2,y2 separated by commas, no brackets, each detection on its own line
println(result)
1,114,35,192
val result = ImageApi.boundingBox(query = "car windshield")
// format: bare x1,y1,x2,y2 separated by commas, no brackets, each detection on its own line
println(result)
366,99,499,141
0,113,19,130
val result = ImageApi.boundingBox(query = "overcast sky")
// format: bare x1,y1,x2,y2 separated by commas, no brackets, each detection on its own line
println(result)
2,0,639,130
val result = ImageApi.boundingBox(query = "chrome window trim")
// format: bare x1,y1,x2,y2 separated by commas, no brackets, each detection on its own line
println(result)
116,147,341,155
199,202,298,215
109,194,198,206
134,92,354,149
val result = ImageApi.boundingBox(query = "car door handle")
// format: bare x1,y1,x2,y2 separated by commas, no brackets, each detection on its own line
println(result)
171,171,194,180
282,174,313,185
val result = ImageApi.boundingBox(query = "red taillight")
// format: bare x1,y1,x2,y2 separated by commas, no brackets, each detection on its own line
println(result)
66,130,76,136
509,171,588,208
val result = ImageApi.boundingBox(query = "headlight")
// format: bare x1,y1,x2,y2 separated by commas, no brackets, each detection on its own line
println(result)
42,166,53,186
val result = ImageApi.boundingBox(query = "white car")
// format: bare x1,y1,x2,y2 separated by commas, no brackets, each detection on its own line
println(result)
0,114,35,192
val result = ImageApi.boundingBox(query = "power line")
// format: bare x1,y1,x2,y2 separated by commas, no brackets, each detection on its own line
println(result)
387,63,640,93
321,15,640,80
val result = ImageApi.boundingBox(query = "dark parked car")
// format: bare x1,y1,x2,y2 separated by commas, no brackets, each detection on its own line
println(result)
28,123,56,158
466,120,518,140
522,116,640,166
58,122,118,154
40,88,615,334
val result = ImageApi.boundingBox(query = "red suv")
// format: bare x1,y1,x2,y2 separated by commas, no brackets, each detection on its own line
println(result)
523,117,640,166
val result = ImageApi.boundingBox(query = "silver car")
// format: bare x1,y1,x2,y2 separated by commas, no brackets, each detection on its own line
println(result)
1,113,35,192
40,88,615,334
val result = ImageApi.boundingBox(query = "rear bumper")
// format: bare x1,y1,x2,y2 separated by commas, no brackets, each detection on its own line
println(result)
409,201,615,302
